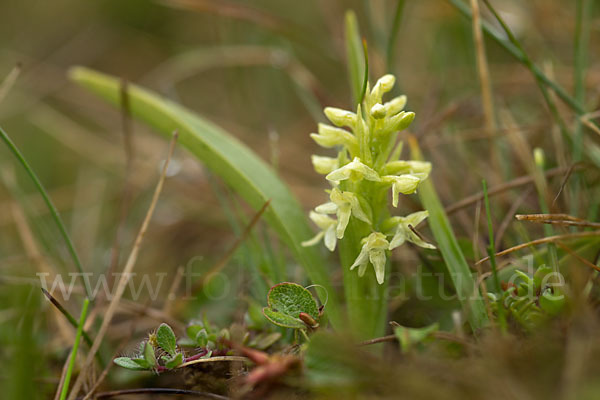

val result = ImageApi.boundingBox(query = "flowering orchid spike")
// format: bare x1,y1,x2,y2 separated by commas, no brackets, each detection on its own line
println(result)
388,211,435,250
302,211,338,251
382,174,422,207
311,155,339,175
350,232,390,285
326,157,381,183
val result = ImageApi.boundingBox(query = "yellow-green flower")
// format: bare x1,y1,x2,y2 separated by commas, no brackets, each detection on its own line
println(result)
382,174,422,207
350,232,390,284
388,211,435,250
326,157,381,183
315,188,371,239
301,211,338,251
311,155,339,175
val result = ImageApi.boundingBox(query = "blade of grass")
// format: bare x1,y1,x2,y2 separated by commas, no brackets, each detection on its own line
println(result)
69,66,342,327
58,297,89,400
482,180,506,332
480,0,569,140
573,0,593,163
0,126,91,299
410,137,488,332
571,0,594,218
386,0,405,74
446,0,587,117
345,10,365,104
0,63,21,104
41,288,93,348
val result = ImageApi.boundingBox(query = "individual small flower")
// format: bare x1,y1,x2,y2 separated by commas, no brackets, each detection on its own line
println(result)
301,211,337,251
382,174,422,207
311,155,339,175
326,157,381,183
388,211,435,250
350,232,390,285
310,123,358,153
315,188,371,238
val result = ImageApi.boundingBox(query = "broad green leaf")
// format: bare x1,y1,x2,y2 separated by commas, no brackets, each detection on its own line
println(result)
263,282,320,329
156,323,177,356
393,323,438,353
345,10,365,104
114,357,149,371
164,352,184,369
268,282,320,320
410,138,488,332
69,66,341,328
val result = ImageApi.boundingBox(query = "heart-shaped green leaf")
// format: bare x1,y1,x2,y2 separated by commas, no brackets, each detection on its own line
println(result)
262,282,319,329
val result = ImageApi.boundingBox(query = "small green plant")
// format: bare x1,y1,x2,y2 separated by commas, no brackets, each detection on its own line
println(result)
114,323,187,372
262,282,322,341
488,266,566,331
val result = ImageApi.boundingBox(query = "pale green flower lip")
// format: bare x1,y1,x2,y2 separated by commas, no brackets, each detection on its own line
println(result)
350,232,390,285
311,155,339,175
383,160,432,175
302,211,337,251
382,174,422,207
326,157,381,183
388,211,435,250
315,188,371,239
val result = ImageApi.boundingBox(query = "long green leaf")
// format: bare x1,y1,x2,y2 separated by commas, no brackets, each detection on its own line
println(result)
410,138,488,332
68,66,341,327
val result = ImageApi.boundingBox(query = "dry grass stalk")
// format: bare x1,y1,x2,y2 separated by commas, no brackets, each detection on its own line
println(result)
66,132,178,400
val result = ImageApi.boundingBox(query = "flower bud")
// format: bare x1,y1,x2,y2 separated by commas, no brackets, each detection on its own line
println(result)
324,107,357,128
370,103,387,119
387,111,415,132
384,95,407,116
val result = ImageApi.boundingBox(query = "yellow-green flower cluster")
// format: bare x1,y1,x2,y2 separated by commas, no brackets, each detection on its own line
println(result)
302,74,434,284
